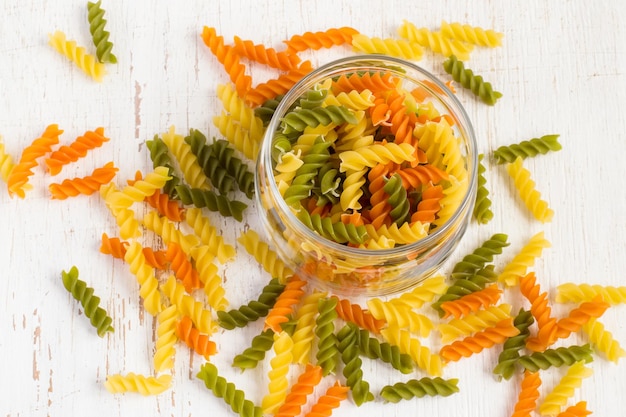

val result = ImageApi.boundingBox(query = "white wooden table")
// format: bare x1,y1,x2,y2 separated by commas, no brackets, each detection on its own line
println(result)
1,1,625,416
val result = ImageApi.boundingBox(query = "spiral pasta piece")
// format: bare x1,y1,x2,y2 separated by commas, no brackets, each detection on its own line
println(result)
153,305,178,373
367,298,434,337
264,275,306,333
237,229,294,282
161,275,213,334
232,36,301,71
517,344,594,372
332,296,385,334
556,295,610,339
506,156,554,223
45,127,109,175
473,153,494,224
539,361,593,416
7,124,62,198
351,34,424,60
555,283,626,305
398,20,474,60
165,242,201,293
337,323,374,406
316,297,339,376
0,135,15,183
176,315,217,359
217,278,285,330
324,90,376,111
87,1,116,63
106,167,171,209
498,231,551,287
61,266,114,337
197,362,262,417
303,381,349,417
274,364,323,417
440,21,504,47
101,184,141,239
124,241,163,316
356,327,413,374
261,331,293,415
175,183,247,220
439,318,519,362
298,211,369,245
395,164,449,190
49,161,118,199
411,183,444,224
450,233,509,280
493,134,562,164
283,27,359,53
282,106,357,135
582,317,626,363
388,275,448,309
493,308,534,380
520,272,558,351
380,377,459,403
330,70,399,96
291,291,327,364
232,328,275,370
186,207,235,263
48,31,106,81
339,142,416,172
104,373,172,395
381,327,443,376
245,62,313,108
437,303,512,343
201,26,252,98
363,221,429,245
511,371,542,417
283,137,332,206
443,54,502,105
383,173,410,225
440,284,502,319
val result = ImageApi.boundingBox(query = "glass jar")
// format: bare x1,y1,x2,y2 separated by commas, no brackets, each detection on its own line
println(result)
255,54,477,297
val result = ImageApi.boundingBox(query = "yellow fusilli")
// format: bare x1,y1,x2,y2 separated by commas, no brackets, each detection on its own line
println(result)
261,331,293,415
506,156,554,223
124,241,162,316
498,231,551,287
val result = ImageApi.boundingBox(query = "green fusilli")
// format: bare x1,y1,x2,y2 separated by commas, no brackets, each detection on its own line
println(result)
473,154,493,224
493,308,534,380
492,134,562,164
87,1,117,63
316,297,339,376
442,55,502,105
337,323,374,406
232,328,275,370
379,377,460,403
197,362,262,417
217,278,285,330
517,344,594,372
61,265,114,337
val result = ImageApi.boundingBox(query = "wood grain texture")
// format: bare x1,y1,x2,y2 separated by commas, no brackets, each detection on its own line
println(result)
1,1,625,416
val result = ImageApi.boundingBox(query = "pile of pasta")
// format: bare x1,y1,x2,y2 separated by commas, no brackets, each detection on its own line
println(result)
0,11,620,417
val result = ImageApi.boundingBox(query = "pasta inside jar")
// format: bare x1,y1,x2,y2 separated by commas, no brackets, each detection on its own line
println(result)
255,55,477,296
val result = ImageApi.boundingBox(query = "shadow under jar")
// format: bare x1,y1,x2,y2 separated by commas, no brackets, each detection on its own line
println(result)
255,54,477,297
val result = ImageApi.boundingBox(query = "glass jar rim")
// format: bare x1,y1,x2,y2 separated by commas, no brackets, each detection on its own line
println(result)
257,54,478,259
